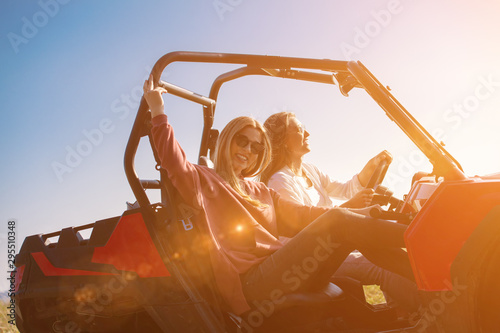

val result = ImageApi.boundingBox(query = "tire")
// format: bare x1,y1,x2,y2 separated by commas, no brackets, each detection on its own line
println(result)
431,230,500,332
474,238,500,332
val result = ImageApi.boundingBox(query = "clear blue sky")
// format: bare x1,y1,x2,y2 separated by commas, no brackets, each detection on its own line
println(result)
2,0,500,290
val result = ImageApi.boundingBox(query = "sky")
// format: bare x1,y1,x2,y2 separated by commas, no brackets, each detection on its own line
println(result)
1,0,500,291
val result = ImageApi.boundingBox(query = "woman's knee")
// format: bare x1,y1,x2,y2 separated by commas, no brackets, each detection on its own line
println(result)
321,207,361,241
324,207,350,226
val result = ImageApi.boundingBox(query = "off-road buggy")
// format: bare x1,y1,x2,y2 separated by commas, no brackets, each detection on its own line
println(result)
13,52,500,332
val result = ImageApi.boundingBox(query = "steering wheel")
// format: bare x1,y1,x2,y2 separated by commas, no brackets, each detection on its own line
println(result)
365,159,389,189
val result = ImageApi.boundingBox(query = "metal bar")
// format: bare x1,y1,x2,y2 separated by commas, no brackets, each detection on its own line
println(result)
150,51,349,85
124,98,152,208
158,80,215,108
147,51,350,168
348,61,466,181
140,179,161,189
209,67,337,102
200,67,273,159
200,67,342,158
362,66,464,172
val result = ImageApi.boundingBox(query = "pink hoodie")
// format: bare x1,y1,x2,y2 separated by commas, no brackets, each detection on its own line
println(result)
152,114,328,314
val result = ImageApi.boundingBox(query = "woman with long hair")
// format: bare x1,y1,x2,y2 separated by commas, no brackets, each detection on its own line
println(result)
262,111,419,312
261,111,384,207
144,76,414,316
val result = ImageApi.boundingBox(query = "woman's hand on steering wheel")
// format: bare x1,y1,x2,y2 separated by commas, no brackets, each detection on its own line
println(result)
358,150,393,188
340,188,374,208
367,150,393,172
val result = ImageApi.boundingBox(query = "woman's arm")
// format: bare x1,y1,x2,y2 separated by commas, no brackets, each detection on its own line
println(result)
267,164,370,208
311,163,377,208
338,151,393,207
270,189,328,237
144,75,201,206
339,188,374,208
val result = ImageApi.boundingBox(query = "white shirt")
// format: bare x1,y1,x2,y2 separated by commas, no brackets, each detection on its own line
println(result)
267,163,363,207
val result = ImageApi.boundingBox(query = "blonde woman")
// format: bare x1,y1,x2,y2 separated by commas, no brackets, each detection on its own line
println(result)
144,76,413,316
262,111,419,312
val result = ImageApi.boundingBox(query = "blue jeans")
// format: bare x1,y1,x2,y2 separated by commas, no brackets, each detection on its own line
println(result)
241,208,416,309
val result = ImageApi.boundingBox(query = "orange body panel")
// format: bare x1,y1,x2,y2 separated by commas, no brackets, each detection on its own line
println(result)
405,178,500,290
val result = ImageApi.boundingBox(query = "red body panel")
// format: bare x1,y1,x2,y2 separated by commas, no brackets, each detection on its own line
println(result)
32,252,116,276
13,265,25,293
92,212,170,278
405,179,500,290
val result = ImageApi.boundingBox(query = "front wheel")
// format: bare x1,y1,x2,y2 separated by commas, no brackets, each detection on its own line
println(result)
472,238,500,332
431,226,500,332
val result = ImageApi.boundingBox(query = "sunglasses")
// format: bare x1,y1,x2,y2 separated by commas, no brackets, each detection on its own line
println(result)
234,134,265,154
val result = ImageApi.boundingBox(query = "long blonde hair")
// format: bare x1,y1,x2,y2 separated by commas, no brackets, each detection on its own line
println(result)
259,112,296,185
213,116,271,206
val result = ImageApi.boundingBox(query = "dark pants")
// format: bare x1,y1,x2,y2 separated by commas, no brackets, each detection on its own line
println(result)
241,208,414,302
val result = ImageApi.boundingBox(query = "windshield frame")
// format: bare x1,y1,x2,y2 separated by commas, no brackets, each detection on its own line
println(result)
125,51,466,208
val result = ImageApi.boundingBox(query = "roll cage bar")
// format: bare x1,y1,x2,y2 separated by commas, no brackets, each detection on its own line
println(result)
125,51,466,209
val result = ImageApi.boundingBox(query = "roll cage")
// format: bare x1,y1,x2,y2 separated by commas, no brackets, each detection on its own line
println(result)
124,51,466,209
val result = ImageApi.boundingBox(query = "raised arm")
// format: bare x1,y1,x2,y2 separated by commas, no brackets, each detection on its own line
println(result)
144,74,168,118
144,75,201,206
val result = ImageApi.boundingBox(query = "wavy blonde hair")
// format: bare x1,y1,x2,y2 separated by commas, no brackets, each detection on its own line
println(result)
259,111,296,185
213,116,271,206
